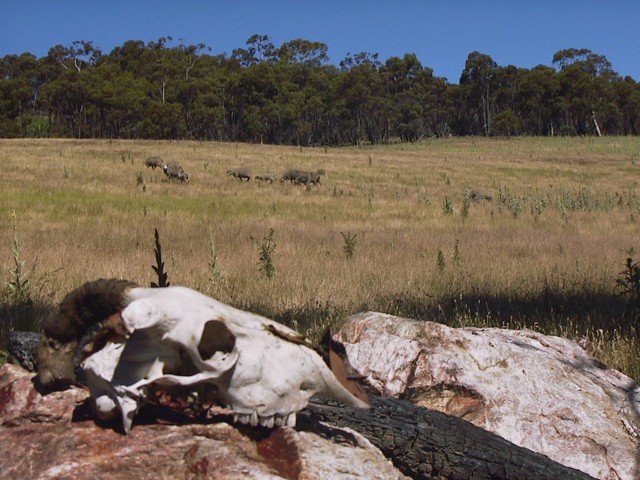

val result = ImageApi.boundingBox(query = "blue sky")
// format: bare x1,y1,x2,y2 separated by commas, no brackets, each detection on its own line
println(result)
2,1,639,83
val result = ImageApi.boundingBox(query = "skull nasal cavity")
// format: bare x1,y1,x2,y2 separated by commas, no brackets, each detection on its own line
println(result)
198,320,236,359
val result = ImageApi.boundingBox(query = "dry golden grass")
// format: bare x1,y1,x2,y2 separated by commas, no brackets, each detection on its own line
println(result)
1,137,639,378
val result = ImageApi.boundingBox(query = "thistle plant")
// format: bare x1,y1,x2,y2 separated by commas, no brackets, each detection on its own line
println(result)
367,186,375,209
443,196,454,215
341,231,357,260
7,212,31,304
617,255,640,316
151,228,170,288
453,240,461,268
252,228,276,279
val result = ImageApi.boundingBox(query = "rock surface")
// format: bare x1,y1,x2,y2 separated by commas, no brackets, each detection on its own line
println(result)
0,364,406,480
336,312,640,480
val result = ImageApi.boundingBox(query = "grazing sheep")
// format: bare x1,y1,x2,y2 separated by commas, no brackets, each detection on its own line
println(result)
163,161,185,182
281,169,323,185
282,169,323,185
468,188,494,202
145,156,164,170
293,172,316,185
227,168,252,181
254,173,276,183
280,169,305,183
307,172,322,185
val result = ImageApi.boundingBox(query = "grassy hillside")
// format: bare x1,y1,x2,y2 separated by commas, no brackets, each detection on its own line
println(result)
1,137,638,379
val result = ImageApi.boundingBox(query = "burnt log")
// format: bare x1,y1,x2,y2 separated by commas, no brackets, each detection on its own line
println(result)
300,396,595,480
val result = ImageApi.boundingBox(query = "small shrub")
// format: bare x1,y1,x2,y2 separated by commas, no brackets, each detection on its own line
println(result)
509,197,523,219
136,172,144,186
252,228,276,279
617,255,640,317
341,231,357,260
531,198,545,222
453,240,461,268
442,195,453,215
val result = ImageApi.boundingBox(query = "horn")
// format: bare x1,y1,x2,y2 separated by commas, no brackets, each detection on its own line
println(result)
318,328,370,407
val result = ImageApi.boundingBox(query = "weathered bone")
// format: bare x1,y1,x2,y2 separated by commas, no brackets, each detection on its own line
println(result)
39,280,369,433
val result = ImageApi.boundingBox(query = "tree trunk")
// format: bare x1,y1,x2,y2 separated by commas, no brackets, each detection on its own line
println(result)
592,110,602,137
300,396,595,480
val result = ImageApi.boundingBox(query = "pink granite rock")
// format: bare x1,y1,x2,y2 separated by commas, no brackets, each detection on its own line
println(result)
336,312,640,480
0,364,406,480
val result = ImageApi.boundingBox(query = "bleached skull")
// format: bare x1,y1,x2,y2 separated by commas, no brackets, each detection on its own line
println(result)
80,286,368,433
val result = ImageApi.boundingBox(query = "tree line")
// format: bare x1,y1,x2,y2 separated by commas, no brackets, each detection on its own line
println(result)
1,35,639,144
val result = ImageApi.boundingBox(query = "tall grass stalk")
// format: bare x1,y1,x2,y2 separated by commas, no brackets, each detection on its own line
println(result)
7,212,31,304
151,228,170,288
207,228,222,282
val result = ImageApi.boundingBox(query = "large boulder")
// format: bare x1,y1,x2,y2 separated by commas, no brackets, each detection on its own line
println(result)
336,312,640,480
0,364,407,480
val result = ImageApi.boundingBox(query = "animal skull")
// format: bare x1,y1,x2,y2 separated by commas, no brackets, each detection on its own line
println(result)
80,286,369,433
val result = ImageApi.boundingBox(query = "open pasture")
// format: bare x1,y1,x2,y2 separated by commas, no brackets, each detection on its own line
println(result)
1,137,639,379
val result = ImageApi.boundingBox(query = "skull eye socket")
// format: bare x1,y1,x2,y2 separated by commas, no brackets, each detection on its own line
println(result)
197,319,236,360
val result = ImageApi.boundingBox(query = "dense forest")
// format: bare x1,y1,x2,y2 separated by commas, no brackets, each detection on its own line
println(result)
1,35,639,144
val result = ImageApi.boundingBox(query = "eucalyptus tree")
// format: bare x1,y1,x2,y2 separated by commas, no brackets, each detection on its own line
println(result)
459,51,498,136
